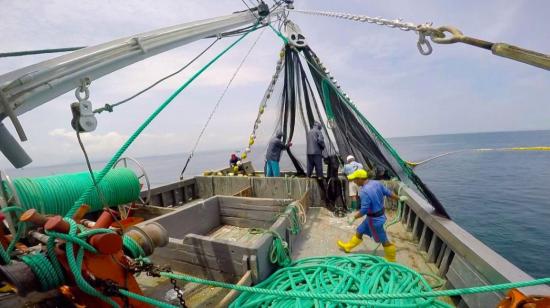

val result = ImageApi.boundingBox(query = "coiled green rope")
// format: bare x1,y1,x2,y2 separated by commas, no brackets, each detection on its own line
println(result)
285,203,301,235
122,235,146,259
0,207,25,264
230,254,448,307
250,228,291,267
21,253,65,291
3,168,140,215
159,254,550,307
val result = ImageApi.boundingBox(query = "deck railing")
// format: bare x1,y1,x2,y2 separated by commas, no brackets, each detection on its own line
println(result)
400,186,550,307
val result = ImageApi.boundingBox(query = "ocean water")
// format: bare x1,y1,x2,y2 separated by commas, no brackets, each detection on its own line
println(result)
4,130,550,278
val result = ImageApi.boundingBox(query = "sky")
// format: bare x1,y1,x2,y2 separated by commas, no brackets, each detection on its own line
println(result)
0,0,549,168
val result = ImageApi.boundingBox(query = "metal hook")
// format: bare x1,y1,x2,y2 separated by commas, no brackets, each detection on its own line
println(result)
75,78,91,101
417,32,433,56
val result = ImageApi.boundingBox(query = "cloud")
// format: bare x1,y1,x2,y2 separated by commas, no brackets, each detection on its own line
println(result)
1,0,549,169
45,128,186,161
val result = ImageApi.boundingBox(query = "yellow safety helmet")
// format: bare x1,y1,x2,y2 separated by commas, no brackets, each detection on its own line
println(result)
347,169,367,180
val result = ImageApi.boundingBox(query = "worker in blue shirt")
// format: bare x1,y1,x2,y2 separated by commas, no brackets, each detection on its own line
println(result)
337,169,407,262
265,131,292,177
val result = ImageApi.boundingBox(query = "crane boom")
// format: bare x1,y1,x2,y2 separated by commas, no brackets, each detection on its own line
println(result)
0,6,284,168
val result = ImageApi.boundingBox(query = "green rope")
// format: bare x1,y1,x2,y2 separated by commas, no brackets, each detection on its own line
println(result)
21,253,65,291
0,207,25,264
268,24,289,44
19,25,261,307
286,204,301,235
3,168,140,216
250,228,291,267
64,24,259,219
159,254,550,306
45,218,119,307
123,235,146,259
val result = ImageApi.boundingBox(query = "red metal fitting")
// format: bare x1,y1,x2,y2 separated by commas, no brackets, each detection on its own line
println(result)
44,216,70,233
89,233,122,255
93,210,115,229
19,209,48,226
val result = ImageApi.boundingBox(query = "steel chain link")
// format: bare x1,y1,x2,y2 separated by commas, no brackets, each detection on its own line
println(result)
291,9,449,55
170,277,187,308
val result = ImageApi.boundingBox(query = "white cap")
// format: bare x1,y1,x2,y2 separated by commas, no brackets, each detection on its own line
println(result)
346,155,355,163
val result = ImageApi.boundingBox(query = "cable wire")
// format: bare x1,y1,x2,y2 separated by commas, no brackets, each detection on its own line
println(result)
178,27,266,179
0,47,85,58
77,131,126,228
93,38,220,114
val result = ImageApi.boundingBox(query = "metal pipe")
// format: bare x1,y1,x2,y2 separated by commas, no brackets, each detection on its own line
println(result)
28,231,50,244
0,122,31,168
0,8,283,119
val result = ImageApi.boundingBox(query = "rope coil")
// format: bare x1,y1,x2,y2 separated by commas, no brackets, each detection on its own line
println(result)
2,168,140,216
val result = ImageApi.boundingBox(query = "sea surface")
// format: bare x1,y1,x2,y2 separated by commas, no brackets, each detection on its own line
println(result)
5,130,550,279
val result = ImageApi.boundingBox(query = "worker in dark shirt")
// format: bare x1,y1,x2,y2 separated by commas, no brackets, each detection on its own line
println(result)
265,131,291,177
229,153,240,169
306,121,325,178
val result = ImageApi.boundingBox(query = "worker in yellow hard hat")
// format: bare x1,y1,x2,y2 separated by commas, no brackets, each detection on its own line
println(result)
337,169,407,262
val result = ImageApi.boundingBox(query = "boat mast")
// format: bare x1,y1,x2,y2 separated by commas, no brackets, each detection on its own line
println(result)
0,5,285,167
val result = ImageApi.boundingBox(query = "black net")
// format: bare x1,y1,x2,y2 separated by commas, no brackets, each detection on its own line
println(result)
266,44,449,218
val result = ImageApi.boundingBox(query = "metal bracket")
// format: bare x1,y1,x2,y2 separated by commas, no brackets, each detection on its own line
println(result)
0,91,27,141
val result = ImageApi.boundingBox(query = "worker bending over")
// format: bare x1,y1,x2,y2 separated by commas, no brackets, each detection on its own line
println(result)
229,153,241,173
265,131,291,177
306,121,325,178
343,155,363,211
337,169,407,262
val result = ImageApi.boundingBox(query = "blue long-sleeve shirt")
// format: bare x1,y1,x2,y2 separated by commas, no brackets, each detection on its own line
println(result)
358,180,391,223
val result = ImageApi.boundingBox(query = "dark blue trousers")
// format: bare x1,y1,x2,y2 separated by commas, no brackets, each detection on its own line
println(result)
307,154,323,178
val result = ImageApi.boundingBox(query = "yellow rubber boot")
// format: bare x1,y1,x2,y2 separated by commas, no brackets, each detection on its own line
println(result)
383,243,396,262
337,235,362,253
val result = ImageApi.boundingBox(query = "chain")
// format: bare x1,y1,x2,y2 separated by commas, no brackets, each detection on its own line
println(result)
170,277,187,308
291,9,446,55
129,258,187,307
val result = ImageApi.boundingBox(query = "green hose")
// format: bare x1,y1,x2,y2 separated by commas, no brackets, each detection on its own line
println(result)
3,168,140,215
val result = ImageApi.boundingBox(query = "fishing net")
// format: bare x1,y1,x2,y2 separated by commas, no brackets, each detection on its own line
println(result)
269,45,449,218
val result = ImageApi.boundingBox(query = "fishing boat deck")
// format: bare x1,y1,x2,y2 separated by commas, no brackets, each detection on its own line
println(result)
137,203,454,307
294,207,438,273
294,206,454,305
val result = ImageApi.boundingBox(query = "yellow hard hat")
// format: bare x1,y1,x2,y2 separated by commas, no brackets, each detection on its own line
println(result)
347,169,367,180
